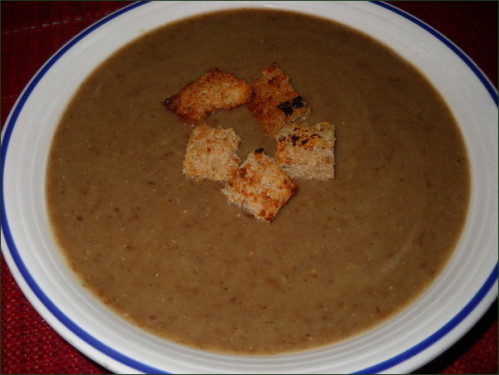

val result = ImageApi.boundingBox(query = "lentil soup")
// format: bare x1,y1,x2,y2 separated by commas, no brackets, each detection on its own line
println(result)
46,9,470,354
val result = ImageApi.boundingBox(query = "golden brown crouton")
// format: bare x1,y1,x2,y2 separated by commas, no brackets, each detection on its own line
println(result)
247,64,310,136
183,123,241,182
222,149,297,222
164,68,252,124
275,122,336,180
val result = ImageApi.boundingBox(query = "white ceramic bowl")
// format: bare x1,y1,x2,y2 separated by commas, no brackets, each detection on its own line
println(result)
2,2,497,373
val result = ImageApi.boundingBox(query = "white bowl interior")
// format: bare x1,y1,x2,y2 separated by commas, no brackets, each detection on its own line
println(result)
2,2,497,374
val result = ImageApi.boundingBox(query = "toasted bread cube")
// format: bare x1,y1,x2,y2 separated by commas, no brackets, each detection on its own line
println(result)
164,68,252,124
222,149,297,222
275,122,336,180
183,124,241,182
247,64,310,136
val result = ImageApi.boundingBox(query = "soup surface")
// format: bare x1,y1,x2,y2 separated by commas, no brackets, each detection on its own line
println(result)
46,9,470,354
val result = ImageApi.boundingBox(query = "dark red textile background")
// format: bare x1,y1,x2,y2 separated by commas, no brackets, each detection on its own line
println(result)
1,2,497,374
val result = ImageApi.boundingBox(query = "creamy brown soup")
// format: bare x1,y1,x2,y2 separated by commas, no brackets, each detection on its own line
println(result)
46,9,470,354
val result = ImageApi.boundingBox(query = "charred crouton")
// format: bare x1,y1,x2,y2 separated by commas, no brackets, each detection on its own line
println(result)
247,64,310,136
275,122,336,180
222,150,297,222
183,123,241,181
164,68,252,124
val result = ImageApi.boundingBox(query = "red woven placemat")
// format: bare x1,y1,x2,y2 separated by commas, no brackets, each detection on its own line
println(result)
2,2,497,374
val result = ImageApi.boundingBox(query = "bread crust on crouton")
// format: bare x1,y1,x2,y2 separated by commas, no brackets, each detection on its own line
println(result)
247,64,310,136
164,68,252,124
222,149,297,222
275,122,336,180
183,123,241,181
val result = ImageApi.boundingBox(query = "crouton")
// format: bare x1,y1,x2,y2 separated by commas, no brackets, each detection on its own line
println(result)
247,64,310,136
164,68,252,124
183,123,241,181
275,122,336,180
222,149,297,222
